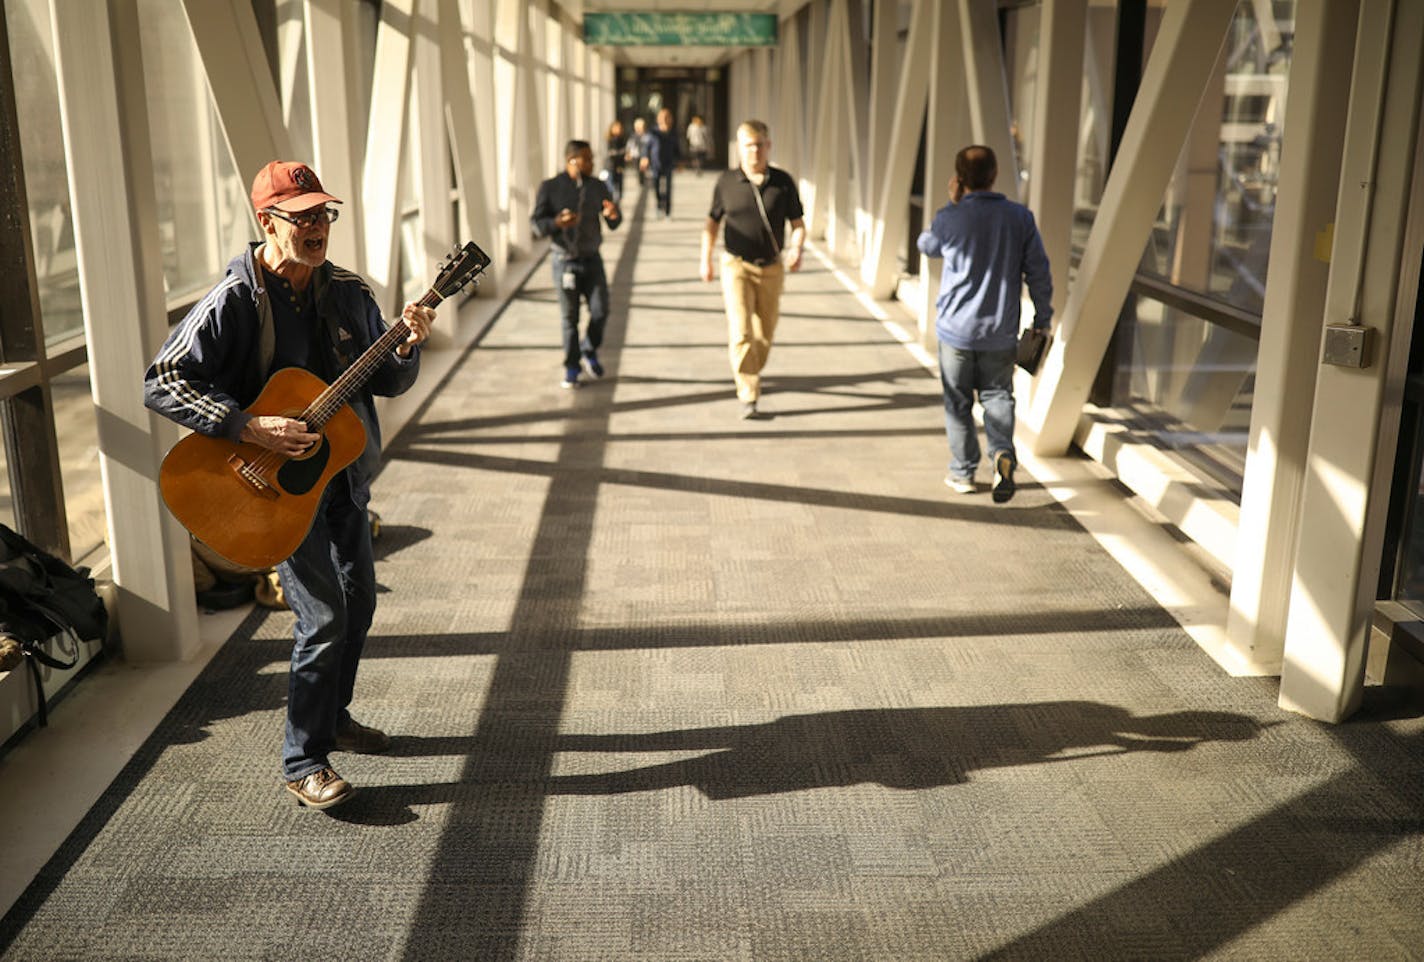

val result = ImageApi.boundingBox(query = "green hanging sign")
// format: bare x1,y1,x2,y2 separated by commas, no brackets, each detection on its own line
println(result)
584,13,778,47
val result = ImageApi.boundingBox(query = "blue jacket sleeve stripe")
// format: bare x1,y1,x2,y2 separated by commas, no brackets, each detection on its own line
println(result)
150,274,243,428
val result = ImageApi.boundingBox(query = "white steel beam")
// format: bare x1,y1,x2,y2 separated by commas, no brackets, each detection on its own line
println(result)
277,0,306,146
181,0,292,179
412,0,452,298
503,0,541,251
361,0,416,316
440,0,496,300
1026,0,1087,321
1227,0,1361,674
305,0,360,271
775,16,804,177
806,0,847,238
862,0,896,252
828,0,867,261
50,0,199,661
464,0,507,275
915,0,971,345
959,0,1019,200
1025,0,1239,455
1279,0,1424,721
804,0,827,165
861,0,933,297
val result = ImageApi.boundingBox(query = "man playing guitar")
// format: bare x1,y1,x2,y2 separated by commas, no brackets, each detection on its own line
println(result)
144,160,436,811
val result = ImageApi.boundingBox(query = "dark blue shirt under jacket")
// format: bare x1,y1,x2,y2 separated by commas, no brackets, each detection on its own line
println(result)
916,191,1054,352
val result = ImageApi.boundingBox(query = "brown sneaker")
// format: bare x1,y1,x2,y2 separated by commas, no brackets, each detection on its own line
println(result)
334,717,391,754
285,767,354,810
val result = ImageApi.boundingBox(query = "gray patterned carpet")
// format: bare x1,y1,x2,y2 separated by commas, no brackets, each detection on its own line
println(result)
4,182,1424,961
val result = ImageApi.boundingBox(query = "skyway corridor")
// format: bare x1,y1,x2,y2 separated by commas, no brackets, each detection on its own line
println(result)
2,178,1423,961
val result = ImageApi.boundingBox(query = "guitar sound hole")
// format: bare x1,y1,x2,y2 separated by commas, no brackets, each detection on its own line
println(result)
276,436,332,495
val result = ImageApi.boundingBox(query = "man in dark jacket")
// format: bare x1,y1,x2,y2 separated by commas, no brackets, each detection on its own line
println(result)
532,139,622,388
640,108,682,219
144,160,436,811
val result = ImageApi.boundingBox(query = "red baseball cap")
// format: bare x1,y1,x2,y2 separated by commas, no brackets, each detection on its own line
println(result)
250,160,343,212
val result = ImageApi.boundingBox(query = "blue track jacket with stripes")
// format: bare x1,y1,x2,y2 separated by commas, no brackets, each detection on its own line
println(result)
143,242,420,508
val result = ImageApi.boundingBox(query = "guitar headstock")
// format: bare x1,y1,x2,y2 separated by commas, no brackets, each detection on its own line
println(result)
431,241,492,301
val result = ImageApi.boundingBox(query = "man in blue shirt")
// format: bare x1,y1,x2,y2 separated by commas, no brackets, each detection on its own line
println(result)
917,145,1053,502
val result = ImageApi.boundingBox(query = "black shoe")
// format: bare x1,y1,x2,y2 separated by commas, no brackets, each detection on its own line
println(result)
582,352,604,378
285,767,354,810
992,452,1016,503
561,367,581,389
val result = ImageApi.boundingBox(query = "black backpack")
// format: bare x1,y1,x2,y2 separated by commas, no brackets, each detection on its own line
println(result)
0,524,109,727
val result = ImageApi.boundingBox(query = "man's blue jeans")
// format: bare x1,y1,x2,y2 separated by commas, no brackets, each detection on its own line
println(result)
552,253,609,369
276,472,376,780
937,342,1017,482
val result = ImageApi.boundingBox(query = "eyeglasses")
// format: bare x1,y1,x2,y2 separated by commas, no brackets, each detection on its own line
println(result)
264,206,340,229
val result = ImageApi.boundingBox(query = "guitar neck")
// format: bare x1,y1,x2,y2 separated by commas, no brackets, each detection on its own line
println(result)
302,287,443,430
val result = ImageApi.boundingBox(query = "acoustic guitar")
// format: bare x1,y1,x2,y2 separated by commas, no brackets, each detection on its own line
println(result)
159,241,490,570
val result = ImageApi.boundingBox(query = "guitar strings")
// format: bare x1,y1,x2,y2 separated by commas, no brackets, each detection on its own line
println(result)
241,284,454,483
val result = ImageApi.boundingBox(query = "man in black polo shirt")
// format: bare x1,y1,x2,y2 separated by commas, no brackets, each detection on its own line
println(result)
700,119,806,419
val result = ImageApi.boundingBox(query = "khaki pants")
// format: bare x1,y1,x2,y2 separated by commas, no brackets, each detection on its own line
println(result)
721,254,785,402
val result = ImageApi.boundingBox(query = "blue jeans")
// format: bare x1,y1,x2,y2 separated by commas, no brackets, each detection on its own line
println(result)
553,253,609,369
937,342,1017,481
276,472,376,780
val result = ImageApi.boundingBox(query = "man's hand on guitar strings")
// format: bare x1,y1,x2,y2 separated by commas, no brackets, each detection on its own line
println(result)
241,415,321,456
396,303,437,358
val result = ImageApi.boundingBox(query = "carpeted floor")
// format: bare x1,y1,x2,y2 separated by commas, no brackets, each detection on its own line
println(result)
3,180,1424,961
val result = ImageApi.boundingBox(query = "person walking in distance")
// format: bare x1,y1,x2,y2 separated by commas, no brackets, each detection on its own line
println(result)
602,120,628,205
144,160,437,811
628,117,647,187
641,107,681,219
699,120,806,419
531,139,623,388
686,114,713,175
916,145,1052,503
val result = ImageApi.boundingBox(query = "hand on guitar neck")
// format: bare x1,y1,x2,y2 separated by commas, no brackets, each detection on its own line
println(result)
394,302,437,358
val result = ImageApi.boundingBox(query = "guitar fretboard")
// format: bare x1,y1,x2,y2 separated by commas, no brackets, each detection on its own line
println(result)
300,287,444,430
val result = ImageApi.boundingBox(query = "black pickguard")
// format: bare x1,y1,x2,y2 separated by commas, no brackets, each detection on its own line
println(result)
276,437,331,494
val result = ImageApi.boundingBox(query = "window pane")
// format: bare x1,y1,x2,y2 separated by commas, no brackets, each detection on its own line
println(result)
1139,1,1293,315
1002,6,1040,199
5,0,83,347
1114,294,1254,496
137,0,257,307
1072,3,1134,250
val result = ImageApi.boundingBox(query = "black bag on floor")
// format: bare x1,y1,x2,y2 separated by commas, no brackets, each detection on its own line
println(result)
0,524,108,727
